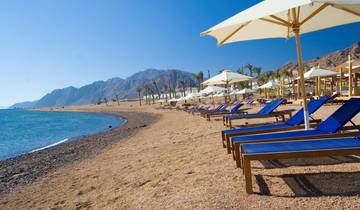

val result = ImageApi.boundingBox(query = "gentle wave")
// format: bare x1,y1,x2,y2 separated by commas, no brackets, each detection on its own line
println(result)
31,138,69,153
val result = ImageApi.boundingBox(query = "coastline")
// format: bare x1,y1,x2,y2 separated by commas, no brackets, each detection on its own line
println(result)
0,111,159,198
1,103,360,209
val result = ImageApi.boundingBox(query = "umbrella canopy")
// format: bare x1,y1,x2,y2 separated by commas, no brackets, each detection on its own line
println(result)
201,0,360,132
301,67,338,79
201,0,360,44
213,92,226,97
200,85,226,94
184,92,200,99
237,88,256,94
259,81,281,89
202,70,253,86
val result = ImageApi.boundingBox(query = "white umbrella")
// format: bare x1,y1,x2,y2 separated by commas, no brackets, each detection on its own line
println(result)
237,88,256,94
302,67,338,79
258,81,281,89
201,0,360,130
184,92,200,99
200,85,226,94
202,70,253,85
213,92,226,97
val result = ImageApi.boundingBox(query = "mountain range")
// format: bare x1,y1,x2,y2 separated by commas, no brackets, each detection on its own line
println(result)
11,69,198,108
11,41,360,109
279,42,360,73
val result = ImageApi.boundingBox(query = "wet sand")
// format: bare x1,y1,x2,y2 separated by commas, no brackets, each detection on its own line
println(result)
1,102,360,209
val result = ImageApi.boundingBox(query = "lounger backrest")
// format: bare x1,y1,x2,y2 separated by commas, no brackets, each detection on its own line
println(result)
257,99,284,115
214,104,224,111
316,98,360,133
229,98,237,105
327,93,339,103
286,96,328,126
219,103,228,112
230,102,242,113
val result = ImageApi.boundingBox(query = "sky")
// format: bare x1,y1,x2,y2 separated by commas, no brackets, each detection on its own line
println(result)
1,0,359,106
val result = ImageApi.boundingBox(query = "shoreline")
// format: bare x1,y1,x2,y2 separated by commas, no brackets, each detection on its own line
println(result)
0,111,159,198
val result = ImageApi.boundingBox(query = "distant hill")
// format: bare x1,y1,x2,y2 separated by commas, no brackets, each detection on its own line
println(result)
278,42,360,74
10,42,360,109
11,69,197,108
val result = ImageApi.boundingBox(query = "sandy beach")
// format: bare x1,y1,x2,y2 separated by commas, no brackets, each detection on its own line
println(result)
1,101,360,209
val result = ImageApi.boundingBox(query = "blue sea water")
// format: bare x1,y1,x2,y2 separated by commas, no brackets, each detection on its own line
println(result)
0,109,124,160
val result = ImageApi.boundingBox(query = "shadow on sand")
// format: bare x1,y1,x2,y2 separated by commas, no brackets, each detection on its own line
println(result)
259,155,360,169
253,156,360,197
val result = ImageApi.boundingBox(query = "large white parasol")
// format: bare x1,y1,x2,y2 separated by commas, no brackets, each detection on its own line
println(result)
201,0,360,130
202,70,253,86
258,80,281,89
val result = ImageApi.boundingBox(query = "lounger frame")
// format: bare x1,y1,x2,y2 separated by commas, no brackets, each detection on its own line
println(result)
204,109,250,121
241,140,360,194
222,120,321,154
235,131,359,168
223,109,294,128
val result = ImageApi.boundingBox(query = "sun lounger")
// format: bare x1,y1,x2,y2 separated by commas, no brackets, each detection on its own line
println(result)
232,98,360,168
194,103,225,115
200,103,229,116
221,96,329,154
241,133,360,194
203,102,249,121
223,99,293,128
184,104,207,113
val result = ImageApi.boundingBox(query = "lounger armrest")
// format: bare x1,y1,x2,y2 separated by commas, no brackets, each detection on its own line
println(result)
341,126,360,131
271,109,296,115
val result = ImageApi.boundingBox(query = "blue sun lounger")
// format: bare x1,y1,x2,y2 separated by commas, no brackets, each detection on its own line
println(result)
231,98,360,167
204,102,249,121
221,96,329,154
223,99,293,128
197,103,227,115
241,133,360,194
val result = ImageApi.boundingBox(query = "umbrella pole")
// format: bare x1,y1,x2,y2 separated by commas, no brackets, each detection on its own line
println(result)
294,30,310,130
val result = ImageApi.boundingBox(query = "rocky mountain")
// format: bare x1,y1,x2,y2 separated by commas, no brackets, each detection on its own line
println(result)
279,42,360,74
10,41,360,108
11,69,197,108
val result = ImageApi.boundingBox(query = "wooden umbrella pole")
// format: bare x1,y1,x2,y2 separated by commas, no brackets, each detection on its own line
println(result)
348,54,353,97
317,76,321,97
340,67,343,95
294,29,310,130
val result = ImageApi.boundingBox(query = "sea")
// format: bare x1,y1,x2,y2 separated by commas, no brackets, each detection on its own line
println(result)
0,109,124,160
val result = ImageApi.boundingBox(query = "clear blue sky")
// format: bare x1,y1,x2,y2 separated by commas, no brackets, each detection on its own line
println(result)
1,0,359,106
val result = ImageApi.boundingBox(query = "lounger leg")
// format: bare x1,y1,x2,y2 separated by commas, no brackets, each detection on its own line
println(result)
243,157,253,194
281,114,285,122
229,119,232,128
221,132,226,148
207,115,210,121
223,116,225,126
235,143,242,168
232,140,236,160
226,137,231,154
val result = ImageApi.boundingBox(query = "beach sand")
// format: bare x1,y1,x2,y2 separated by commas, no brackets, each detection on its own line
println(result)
1,101,360,209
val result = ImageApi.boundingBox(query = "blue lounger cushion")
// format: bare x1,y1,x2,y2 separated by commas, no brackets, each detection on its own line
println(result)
230,103,243,113
316,98,360,133
242,136,360,155
257,99,283,115
285,96,328,126
232,98,360,144
232,130,325,143
223,97,328,135
224,99,284,119
218,104,228,112
223,123,290,135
